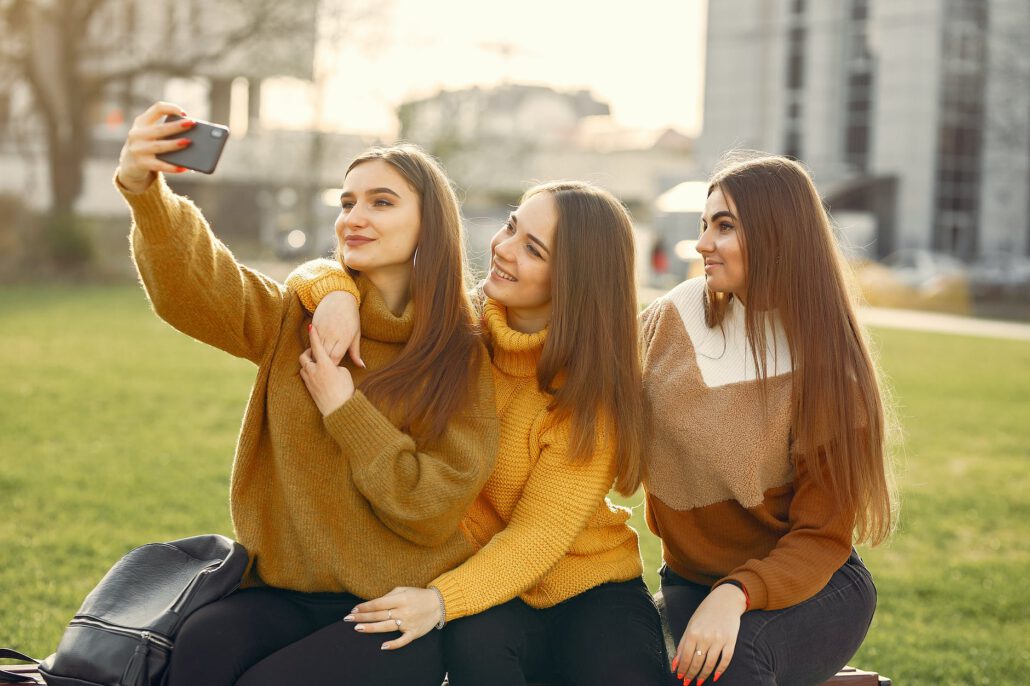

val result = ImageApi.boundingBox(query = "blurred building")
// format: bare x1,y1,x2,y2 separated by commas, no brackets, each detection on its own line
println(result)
397,84,696,279
0,0,374,258
696,0,1030,262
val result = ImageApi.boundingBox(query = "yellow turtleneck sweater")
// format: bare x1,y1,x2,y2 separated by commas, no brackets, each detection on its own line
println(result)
119,175,498,599
287,262,644,623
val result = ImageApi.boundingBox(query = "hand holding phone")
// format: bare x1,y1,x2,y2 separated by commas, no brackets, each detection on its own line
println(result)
156,115,230,174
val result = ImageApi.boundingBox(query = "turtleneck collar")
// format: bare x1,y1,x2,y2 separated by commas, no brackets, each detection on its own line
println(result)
483,298,547,378
356,275,414,343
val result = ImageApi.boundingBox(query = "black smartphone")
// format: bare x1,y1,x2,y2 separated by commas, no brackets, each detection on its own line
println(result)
156,114,230,174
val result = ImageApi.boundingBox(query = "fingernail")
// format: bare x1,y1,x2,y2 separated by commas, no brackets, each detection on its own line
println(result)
177,138,190,147
714,673,722,683
672,656,680,671
181,120,195,128
176,166,187,172
343,615,354,622
354,625,365,632
699,679,706,686
359,358,366,368
180,111,187,116
380,643,389,650
308,323,312,331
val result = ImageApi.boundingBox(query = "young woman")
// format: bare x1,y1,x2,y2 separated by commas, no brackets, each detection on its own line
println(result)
289,181,669,684
114,102,498,686
642,154,896,686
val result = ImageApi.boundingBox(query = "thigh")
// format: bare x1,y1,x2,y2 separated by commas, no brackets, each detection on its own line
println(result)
443,598,550,686
166,587,314,686
658,566,711,646
719,554,878,686
547,579,669,686
237,619,445,686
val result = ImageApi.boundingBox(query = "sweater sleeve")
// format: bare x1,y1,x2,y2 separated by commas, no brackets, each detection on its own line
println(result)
717,448,856,611
285,258,360,312
429,417,617,622
321,359,498,547
120,174,287,364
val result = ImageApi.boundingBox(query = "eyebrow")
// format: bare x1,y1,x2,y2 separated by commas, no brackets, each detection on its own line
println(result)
509,213,551,255
340,187,402,200
702,210,737,224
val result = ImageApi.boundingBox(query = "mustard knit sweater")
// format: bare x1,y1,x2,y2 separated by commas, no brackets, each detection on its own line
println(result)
120,175,498,599
288,262,643,623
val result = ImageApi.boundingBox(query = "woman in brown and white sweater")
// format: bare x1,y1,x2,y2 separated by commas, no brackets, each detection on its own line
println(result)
643,155,896,686
114,102,498,686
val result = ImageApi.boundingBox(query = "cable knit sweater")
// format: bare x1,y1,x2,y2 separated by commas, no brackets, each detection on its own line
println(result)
640,277,855,611
119,174,498,599
287,263,643,622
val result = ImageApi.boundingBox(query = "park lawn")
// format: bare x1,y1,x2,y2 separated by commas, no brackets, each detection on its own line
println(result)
1,283,1028,684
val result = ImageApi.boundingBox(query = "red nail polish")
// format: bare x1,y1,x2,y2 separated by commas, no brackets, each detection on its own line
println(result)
177,138,190,147
699,679,706,686
714,673,722,682
672,656,680,671
307,323,312,331
181,120,195,128
176,166,187,172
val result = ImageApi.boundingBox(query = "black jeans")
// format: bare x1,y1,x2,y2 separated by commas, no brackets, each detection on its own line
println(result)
659,551,877,686
165,586,445,686
444,578,669,686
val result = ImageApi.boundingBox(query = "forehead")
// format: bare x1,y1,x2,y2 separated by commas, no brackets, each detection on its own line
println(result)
514,192,558,242
703,186,737,218
343,159,414,195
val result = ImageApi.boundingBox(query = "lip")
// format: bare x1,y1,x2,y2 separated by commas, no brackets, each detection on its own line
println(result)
344,235,374,246
489,261,517,283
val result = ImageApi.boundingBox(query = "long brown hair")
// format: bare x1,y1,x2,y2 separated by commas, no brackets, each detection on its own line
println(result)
526,182,645,496
706,154,896,544
341,145,482,442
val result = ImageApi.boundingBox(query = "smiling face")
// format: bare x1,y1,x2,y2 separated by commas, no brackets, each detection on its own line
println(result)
484,191,558,331
334,159,421,277
698,186,747,301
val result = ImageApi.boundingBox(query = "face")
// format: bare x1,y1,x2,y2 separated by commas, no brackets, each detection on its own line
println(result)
697,186,747,300
485,191,557,321
335,159,421,276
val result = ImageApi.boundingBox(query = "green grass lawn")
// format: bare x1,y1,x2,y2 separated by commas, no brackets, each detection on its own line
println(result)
2,284,1028,683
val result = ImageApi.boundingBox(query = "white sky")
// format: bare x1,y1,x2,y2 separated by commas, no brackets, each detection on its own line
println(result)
262,0,708,137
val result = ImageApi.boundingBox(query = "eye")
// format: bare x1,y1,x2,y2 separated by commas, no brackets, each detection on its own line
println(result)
719,221,735,231
505,220,515,234
373,198,393,207
341,200,354,210
526,243,541,258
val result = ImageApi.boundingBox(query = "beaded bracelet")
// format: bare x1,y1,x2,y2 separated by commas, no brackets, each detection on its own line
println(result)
429,586,447,630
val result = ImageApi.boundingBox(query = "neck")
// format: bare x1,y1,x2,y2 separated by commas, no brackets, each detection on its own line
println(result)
505,304,551,334
365,266,412,316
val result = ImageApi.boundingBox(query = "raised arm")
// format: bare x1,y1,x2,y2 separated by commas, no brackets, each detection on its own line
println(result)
117,102,287,363
286,259,362,366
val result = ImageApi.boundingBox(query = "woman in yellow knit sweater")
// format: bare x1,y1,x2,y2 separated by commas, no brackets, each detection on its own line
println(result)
288,182,669,684
114,102,498,686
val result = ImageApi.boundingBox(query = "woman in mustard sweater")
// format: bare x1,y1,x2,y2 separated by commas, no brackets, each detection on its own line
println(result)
643,155,896,686
288,182,669,684
114,102,498,686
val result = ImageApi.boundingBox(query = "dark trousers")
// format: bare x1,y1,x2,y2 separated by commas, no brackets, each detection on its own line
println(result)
444,578,669,686
660,551,876,686
165,586,445,686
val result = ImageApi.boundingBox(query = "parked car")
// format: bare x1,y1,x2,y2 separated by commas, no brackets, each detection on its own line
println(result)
853,249,972,314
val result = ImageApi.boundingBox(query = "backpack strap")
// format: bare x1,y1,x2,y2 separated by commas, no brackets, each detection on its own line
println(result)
0,649,41,683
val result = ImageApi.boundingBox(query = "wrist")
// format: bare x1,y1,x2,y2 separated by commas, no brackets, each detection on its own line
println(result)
116,168,155,194
717,581,749,614
429,586,446,630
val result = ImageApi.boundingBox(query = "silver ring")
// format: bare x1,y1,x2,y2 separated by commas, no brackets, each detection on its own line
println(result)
387,609,393,620
395,619,403,629
696,650,704,656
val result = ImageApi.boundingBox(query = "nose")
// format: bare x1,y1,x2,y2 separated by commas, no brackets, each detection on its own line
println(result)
696,226,715,255
492,232,516,262
344,204,368,230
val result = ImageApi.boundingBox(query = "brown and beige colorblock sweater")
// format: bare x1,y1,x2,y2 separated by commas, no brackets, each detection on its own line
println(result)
120,174,498,599
640,277,854,611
